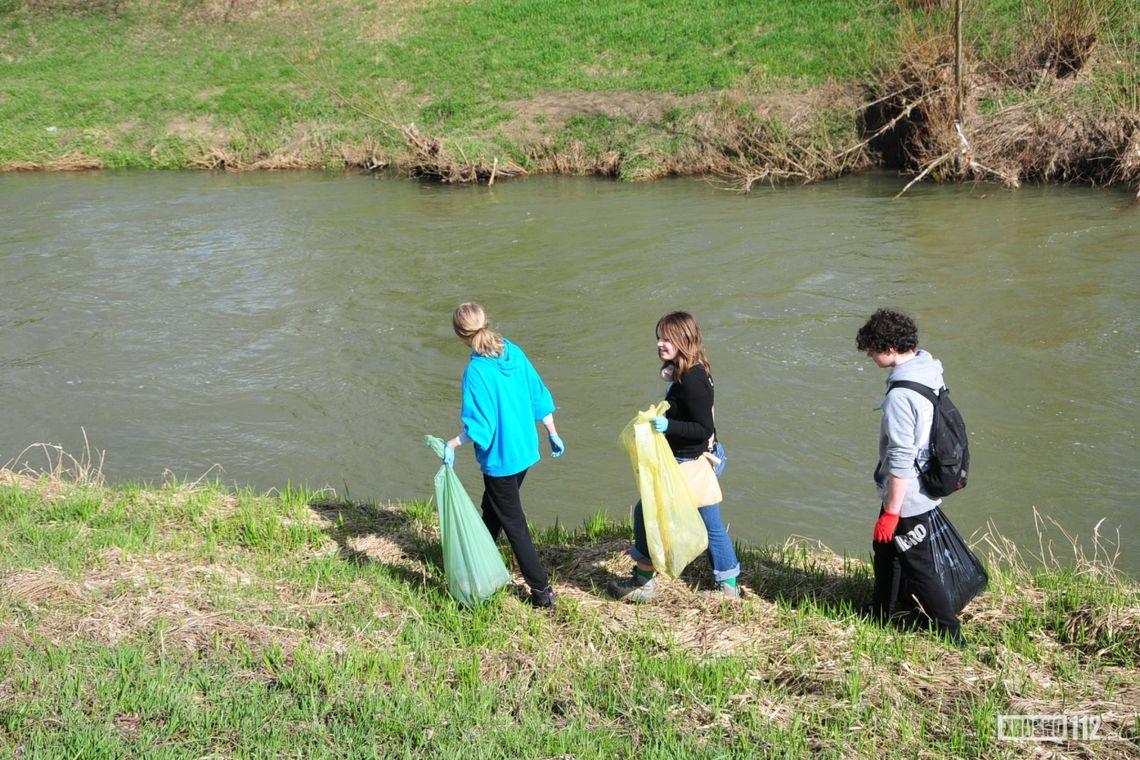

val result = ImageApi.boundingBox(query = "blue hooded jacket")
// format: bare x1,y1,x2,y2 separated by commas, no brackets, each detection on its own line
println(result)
461,338,556,477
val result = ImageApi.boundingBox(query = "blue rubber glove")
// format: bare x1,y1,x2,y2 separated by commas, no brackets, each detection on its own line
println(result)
651,416,669,433
442,444,455,467
549,433,565,458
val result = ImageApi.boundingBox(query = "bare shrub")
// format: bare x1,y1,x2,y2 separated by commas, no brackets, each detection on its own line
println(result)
684,96,873,191
396,124,526,184
860,0,1137,193
863,29,961,175
190,146,249,171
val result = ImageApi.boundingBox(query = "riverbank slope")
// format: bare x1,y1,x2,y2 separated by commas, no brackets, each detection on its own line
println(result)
1,0,1137,189
0,468,1135,756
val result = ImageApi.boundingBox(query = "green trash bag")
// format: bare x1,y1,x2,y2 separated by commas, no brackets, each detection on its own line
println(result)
424,435,510,607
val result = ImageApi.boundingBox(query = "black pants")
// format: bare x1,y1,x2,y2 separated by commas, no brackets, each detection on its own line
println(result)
480,469,549,591
872,508,961,638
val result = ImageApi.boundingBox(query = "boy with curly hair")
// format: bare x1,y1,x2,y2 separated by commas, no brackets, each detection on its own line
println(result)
856,308,965,646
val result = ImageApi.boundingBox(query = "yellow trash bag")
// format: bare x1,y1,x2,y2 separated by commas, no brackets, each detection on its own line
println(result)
618,401,708,578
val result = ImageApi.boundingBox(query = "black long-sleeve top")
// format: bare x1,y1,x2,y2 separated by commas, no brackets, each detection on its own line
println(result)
662,363,717,458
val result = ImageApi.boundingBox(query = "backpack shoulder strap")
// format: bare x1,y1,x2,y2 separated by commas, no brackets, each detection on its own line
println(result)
887,380,939,405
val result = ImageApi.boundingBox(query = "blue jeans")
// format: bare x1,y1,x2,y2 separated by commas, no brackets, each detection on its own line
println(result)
631,442,740,582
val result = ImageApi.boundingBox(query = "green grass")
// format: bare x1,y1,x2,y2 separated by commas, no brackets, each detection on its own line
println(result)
2,0,1133,176
0,4,361,166
377,0,897,127
0,471,1135,757
0,0,902,166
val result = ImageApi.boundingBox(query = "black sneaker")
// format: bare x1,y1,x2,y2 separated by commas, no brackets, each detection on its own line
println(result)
529,585,556,608
859,603,890,625
948,631,969,649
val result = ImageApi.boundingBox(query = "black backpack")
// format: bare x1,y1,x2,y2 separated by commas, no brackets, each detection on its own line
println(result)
888,381,970,498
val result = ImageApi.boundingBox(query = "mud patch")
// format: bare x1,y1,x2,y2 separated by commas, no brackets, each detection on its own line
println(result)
165,114,232,146
173,0,441,44
505,91,704,128
502,84,860,137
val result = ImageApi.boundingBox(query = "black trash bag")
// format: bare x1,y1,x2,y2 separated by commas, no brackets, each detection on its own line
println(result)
927,506,988,613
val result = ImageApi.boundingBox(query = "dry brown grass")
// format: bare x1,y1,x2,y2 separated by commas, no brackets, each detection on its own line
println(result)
526,138,624,178
189,147,313,172
0,553,389,657
2,429,105,486
0,154,104,172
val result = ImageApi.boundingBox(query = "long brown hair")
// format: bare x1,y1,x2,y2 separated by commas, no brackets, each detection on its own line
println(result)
452,302,504,357
656,311,711,382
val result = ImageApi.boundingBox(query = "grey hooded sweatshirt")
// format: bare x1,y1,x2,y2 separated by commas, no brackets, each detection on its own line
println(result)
875,349,944,517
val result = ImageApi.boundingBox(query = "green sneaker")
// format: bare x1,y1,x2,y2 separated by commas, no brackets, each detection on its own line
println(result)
608,572,657,603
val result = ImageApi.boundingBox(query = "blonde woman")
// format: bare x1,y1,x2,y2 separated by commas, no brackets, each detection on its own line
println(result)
609,311,741,602
440,302,564,608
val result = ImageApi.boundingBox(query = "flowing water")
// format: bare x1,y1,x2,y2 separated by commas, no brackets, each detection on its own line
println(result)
1,171,1136,576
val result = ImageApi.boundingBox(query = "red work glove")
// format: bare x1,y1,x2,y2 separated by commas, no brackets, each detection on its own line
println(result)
873,511,900,543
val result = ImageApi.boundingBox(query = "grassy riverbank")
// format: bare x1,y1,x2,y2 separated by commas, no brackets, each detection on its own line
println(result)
1,0,1137,187
0,464,1136,758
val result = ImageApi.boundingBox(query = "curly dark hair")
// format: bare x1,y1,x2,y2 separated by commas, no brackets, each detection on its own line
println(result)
856,308,919,354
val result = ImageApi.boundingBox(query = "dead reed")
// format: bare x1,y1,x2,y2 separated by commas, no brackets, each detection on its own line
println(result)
0,154,103,172
3,428,105,487
189,146,324,172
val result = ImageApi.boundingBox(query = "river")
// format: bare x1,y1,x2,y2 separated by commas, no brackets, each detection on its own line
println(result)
1,170,1136,576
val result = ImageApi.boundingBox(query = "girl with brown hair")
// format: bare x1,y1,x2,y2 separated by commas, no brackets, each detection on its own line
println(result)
609,311,741,603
